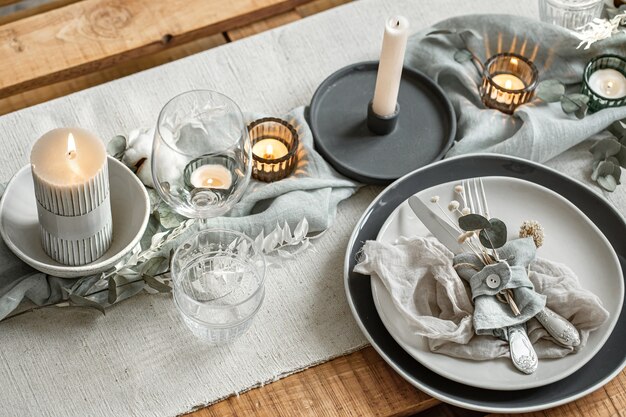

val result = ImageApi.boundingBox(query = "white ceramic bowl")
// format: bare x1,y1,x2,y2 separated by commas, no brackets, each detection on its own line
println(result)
0,157,150,278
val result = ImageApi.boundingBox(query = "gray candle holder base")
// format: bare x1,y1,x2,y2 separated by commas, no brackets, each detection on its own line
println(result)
308,61,456,184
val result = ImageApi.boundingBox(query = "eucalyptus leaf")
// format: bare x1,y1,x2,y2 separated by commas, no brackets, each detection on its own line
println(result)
282,221,293,245
561,94,589,114
140,214,161,251
591,160,616,181
106,135,127,159
597,175,618,192
108,276,117,304
479,218,508,249
616,145,626,168
536,79,565,103
574,102,588,119
142,275,171,293
608,119,626,143
454,49,473,63
458,214,491,231
141,256,168,277
590,138,622,161
156,204,186,229
68,294,106,315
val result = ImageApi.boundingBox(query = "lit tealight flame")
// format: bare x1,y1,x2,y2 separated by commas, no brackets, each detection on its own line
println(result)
607,80,614,92
67,133,77,160
201,177,223,188
263,144,274,160
504,79,513,90
510,57,518,67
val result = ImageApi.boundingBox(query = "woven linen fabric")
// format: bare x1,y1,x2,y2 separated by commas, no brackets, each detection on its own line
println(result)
354,237,609,360
454,238,547,336
406,14,626,162
0,107,359,321
0,1,625,417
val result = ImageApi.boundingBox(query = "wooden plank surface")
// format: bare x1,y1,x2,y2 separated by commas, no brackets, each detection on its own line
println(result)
186,347,439,417
0,0,311,98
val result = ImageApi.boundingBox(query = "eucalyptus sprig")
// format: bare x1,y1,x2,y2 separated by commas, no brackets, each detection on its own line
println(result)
535,79,590,119
588,120,626,191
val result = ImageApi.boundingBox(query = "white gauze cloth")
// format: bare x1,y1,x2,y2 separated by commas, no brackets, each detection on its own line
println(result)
354,237,609,360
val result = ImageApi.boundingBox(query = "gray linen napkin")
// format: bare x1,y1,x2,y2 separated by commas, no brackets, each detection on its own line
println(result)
454,238,546,338
354,237,609,360
406,14,626,162
0,106,359,320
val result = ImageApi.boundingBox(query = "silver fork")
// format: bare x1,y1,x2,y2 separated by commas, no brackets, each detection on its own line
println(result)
465,177,539,374
467,178,580,348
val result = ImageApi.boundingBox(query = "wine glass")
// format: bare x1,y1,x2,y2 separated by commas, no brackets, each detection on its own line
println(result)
152,90,251,219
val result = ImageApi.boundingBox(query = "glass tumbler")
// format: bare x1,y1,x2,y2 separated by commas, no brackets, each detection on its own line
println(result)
171,229,266,344
538,0,604,30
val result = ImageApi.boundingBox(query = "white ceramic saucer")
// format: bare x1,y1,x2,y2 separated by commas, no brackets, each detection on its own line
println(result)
0,157,150,278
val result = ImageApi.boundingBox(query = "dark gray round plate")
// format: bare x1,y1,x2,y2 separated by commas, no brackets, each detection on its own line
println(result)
344,154,626,413
308,61,456,184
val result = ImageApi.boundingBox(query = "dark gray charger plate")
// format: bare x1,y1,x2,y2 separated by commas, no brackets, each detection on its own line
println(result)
344,154,626,413
308,61,456,184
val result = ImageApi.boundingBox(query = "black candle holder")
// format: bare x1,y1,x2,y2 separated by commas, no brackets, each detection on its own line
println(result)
248,117,299,182
480,53,538,114
581,54,626,113
308,61,456,185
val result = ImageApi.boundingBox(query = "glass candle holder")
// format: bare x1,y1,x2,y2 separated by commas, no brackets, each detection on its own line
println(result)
248,117,298,182
480,53,539,114
582,55,626,113
538,0,603,30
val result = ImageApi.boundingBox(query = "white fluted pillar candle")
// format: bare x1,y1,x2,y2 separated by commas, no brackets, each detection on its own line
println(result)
30,128,112,266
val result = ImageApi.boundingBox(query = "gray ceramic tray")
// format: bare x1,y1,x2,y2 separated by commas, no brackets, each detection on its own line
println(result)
344,154,626,413
308,61,456,184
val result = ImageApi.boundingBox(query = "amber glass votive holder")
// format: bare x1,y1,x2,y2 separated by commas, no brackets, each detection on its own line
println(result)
581,55,626,113
480,53,539,114
248,117,299,182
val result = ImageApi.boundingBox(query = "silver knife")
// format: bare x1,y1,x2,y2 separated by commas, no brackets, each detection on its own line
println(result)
407,193,539,374
407,195,463,254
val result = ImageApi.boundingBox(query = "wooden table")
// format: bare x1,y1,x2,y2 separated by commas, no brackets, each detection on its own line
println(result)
1,1,623,416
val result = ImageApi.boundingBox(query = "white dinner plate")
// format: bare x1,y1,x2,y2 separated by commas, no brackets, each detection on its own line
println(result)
372,176,624,391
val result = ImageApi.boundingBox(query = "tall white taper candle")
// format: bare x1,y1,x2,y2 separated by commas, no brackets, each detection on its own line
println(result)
371,16,409,117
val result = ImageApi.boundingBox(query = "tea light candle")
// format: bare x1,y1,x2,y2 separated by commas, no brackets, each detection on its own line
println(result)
582,55,626,112
190,164,233,189
371,16,409,117
31,128,112,266
491,73,526,103
248,117,299,182
587,69,626,98
480,53,538,114
252,139,289,161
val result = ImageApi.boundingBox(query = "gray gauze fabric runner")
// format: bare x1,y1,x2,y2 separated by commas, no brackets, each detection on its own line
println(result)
0,107,359,320
354,237,608,360
406,14,626,162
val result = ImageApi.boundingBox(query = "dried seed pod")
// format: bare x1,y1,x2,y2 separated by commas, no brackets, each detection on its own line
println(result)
519,220,545,248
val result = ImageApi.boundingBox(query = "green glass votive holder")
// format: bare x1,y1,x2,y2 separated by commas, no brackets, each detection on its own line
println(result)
248,117,299,183
582,55,626,113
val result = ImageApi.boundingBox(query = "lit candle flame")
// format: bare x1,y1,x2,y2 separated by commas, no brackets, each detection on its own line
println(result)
607,81,614,91
67,133,77,159
504,79,513,90
510,57,518,67
263,144,274,159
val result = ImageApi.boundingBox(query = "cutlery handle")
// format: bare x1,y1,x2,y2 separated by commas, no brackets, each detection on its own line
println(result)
508,325,538,375
535,307,581,347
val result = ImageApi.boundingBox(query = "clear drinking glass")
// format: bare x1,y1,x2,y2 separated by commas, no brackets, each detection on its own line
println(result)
538,0,604,30
152,90,251,219
171,229,266,344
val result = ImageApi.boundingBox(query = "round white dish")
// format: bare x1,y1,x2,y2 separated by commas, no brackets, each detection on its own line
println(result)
372,176,624,391
0,157,150,278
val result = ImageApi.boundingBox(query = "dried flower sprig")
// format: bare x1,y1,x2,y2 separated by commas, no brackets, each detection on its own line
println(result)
575,12,626,50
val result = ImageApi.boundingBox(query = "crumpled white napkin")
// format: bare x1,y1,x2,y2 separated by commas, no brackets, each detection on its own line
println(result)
354,237,609,360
